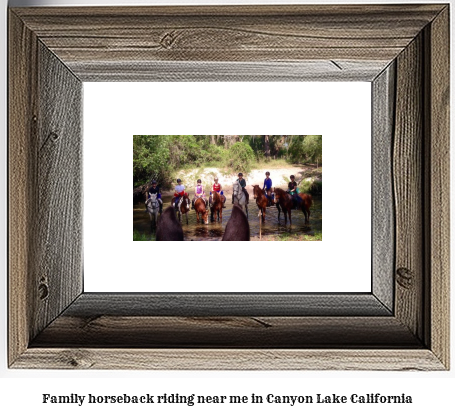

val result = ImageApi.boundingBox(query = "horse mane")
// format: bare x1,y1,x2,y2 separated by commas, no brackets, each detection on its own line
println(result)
253,184,264,194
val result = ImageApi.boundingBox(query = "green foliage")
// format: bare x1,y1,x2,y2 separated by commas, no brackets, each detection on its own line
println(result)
226,142,255,173
133,135,171,187
298,179,322,196
133,135,321,189
288,135,322,164
133,230,154,241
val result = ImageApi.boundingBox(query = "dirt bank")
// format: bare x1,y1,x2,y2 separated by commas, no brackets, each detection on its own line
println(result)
161,164,321,196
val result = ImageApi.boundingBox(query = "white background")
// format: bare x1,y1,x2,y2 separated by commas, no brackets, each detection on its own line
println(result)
84,82,371,292
1,0,454,414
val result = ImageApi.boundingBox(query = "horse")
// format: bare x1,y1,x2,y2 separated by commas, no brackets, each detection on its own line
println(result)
156,205,249,241
156,206,184,241
194,197,209,225
210,191,223,222
252,185,269,223
232,180,248,218
273,187,312,225
222,205,250,241
172,193,190,225
145,193,160,228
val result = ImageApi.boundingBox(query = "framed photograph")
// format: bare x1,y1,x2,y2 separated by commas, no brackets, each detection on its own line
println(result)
9,4,449,370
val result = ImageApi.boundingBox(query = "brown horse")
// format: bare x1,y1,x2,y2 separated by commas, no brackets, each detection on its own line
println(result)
156,206,184,241
222,205,250,241
172,193,190,224
252,184,269,223
273,187,312,225
156,205,248,241
210,191,223,222
194,197,209,225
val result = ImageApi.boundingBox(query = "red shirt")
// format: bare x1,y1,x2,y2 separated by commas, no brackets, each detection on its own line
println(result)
212,183,221,192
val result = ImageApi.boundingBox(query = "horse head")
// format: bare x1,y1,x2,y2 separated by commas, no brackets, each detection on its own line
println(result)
195,198,209,225
222,205,250,241
146,193,158,209
156,206,184,241
252,185,260,199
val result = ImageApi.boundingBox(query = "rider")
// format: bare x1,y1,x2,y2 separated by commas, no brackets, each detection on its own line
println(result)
233,172,249,205
173,178,186,209
210,177,226,208
287,175,301,209
262,171,273,206
192,179,207,210
147,180,163,213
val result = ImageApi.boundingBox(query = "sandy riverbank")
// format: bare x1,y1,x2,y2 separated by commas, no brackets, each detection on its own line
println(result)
161,164,321,196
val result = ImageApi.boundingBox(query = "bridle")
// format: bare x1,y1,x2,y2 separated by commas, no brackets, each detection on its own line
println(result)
233,181,245,202
147,194,159,210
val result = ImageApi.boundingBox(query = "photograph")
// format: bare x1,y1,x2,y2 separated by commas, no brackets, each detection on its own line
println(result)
133,135,322,241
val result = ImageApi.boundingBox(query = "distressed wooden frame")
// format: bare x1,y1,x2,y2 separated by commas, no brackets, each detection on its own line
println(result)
8,5,449,370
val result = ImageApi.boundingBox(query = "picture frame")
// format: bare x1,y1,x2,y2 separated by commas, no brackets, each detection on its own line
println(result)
8,4,449,370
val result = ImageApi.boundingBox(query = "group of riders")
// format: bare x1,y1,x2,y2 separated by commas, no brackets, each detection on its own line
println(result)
146,172,302,213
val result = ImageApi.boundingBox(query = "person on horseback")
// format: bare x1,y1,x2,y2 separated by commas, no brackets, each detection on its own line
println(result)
173,179,186,210
233,172,249,205
209,177,226,208
262,171,273,207
147,180,163,213
287,174,301,209
192,179,207,210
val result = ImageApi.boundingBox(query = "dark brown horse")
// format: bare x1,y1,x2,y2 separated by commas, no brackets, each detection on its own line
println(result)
273,187,312,225
252,184,269,223
210,191,223,222
194,197,208,225
156,205,248,241
222,205,250,241
156,206,184,241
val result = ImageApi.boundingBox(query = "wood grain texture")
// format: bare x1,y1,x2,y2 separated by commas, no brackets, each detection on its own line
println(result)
8,4,450,370
33,42,83,339
11,5,444,80
64,293,391,317
425,6,450,369
31,316,421,348
393,34,424,340
71,60,388,82
8,11,38,366
13,349,445,371
372,63,395,312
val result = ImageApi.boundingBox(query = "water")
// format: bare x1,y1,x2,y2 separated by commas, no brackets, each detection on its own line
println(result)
134,195,322,241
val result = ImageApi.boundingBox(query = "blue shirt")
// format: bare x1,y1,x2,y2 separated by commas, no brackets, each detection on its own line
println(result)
263,177,272,190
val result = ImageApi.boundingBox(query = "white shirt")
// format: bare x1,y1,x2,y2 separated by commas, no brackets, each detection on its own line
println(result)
175,184,185,193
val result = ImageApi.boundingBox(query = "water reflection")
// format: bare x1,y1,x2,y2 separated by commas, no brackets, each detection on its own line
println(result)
134,195,322,241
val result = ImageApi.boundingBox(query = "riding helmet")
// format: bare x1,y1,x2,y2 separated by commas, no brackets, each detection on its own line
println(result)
290,175,295,179
238,173,243,176
197,179,201,183
151,180,157,184
265,171,270,175
177,179,182,183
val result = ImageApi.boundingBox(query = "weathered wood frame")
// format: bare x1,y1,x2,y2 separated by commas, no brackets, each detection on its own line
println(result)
8,5,449,370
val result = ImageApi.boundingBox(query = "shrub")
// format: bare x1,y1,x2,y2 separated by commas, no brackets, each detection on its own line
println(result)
226,142,255,173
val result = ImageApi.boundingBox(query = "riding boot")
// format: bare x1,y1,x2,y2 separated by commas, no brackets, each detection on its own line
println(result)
192,200,195,210
223,196,226,208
